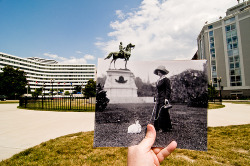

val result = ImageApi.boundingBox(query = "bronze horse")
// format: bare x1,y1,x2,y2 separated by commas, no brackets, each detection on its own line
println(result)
104,43,135,69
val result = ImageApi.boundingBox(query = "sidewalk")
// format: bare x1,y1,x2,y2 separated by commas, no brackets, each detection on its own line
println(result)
0,102,249,161
0,104,95,161
208,102,250,127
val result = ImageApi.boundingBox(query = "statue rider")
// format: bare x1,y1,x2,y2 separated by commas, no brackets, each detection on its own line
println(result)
119,42,125,57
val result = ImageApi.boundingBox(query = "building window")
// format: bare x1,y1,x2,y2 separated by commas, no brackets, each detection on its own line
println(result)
225,23,241,87
209,30,218,87
208,25,213,29
209,31,213,37
224,17,235,24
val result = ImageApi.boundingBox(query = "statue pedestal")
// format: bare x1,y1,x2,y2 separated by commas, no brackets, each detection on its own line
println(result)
104,69,141,103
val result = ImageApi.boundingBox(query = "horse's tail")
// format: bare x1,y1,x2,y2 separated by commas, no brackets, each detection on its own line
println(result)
104,53,113,60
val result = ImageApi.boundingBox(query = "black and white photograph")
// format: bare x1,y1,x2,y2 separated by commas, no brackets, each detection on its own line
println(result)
94,55,208,151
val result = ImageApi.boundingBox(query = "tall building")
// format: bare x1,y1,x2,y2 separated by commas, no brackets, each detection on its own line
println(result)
196,1,250,98
0,52,96,95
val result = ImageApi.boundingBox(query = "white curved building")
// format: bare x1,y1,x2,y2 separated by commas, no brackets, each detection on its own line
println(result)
0,52,96,95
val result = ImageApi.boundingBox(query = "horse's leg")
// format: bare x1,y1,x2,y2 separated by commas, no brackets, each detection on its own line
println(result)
109,59,114,69
114,59,116,69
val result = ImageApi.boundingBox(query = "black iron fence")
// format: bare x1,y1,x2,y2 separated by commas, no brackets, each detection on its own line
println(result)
19,96,95,111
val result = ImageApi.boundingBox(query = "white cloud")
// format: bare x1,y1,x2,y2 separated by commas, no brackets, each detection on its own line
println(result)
84,54,95,60
116,10,125,19
96,37,103,41
60,57,87,64
43,53,58,59
75,51,82,54
97,0,236,61
43,52,90,64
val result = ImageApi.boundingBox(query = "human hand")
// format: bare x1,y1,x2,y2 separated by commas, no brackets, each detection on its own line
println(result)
127,124,177,166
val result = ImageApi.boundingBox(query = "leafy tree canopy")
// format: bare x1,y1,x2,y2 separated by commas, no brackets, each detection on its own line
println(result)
74,85,82,93
135,77,155,97
64,91,70,95
83,79,96,97
32,88,42,99
0,65,27,99
208,84,218,101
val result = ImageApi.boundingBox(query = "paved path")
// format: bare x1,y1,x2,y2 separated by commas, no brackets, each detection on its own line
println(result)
0,104,95,161
0,102,249,161
208,102,250,127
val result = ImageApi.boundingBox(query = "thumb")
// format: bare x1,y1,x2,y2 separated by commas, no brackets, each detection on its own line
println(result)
139,124,156,150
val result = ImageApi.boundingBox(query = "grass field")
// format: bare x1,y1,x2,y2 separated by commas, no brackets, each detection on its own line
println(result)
0,124,249,165
0,100,19,104
94,103,207,151
223,101,250,105
19,98,95,112
208,103,225,109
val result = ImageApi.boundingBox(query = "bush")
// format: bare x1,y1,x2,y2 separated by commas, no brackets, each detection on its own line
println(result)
64,91,70,95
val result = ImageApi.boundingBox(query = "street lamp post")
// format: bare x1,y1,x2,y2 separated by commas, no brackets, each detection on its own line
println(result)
26,82,29,96
43,82,46,96
81,82,83,94
217,77,222,102
51,79,54,99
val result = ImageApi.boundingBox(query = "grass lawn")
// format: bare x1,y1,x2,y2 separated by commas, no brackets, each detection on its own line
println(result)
208,103,225,109
18,98,95,112
223,101,250,105
94,103,207,151
0,100,19,104
1,124,249,165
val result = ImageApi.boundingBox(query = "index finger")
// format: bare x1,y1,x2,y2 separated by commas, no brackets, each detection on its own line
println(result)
156,141,177,163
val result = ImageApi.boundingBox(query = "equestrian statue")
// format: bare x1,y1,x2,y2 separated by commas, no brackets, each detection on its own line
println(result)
104,42,135,69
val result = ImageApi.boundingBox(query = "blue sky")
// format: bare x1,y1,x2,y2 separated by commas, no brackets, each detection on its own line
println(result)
0,0,237,65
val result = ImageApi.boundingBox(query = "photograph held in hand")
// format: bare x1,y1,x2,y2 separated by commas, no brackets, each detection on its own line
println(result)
94,42,208,151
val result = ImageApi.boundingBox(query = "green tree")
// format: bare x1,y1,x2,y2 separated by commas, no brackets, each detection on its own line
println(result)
74,85,82,94
64,91,70,95
0,66,27,99
83,79,96,97
49,88,56,96
32,88,42,99
208,84,218,102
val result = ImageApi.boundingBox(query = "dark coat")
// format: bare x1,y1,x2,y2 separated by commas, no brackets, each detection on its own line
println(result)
154,77,172,131
156,77,171,104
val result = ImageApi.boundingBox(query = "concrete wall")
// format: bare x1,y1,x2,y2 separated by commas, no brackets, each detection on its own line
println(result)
239,15,250,86
214,28,227,88
203,32,211,82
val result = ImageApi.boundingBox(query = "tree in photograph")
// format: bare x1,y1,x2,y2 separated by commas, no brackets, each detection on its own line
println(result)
135,77,143,89
97,75,107,87
180,70,208,107
0,65,27,99
96,83,109,112
171,69,208,107
83,79,96,98
170,74,188,103
135,77,155,97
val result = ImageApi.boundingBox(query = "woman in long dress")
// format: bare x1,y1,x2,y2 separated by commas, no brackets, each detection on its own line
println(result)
154,65,172,132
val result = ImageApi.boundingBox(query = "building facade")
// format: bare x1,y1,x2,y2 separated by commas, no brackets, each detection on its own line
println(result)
0,52,96,95
197,1,250,98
